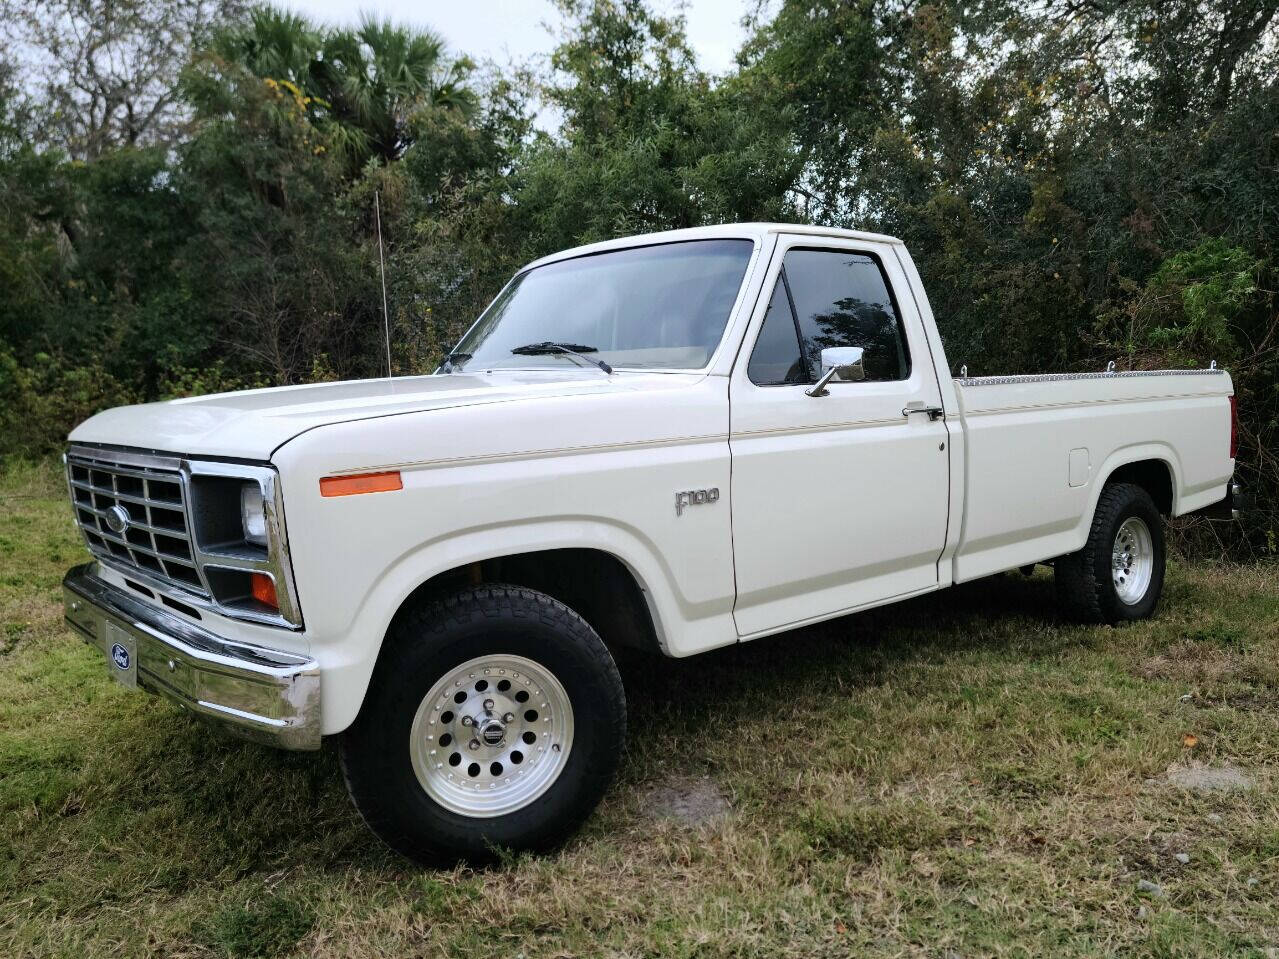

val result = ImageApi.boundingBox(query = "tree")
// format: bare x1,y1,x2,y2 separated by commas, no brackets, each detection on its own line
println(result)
1,0,242,158
318,17,476,166
214,7,477,171
514,0,800,250
180,48,379,382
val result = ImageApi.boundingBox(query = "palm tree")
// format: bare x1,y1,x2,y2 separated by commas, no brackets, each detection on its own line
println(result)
317,16,477,166
215,8,477,169
214,7,324,98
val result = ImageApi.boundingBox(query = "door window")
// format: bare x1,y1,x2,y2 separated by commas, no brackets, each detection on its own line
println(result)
747,248,911,385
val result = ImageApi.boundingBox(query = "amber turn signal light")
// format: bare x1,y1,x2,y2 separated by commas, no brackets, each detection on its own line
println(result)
319,471,403,497
250,572,278,609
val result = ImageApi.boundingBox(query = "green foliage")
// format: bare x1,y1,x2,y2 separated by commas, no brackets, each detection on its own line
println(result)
0,350,139,460
0,0,1276,555
213,6,476,170
178,50,384,382
515,0,799,247
156,358,271,400
202,894,316,958
1143,241,1262,363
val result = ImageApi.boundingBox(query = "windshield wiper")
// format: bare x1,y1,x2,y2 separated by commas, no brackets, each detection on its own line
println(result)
509,342,613,374
440,350,471,373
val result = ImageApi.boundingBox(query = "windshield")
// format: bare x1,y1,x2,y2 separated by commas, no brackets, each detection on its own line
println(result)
449,239,754,372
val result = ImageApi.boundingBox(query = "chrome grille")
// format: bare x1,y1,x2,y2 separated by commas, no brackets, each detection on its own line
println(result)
67,453,207,596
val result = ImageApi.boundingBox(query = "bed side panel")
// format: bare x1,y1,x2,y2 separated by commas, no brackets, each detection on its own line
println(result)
953,371,1233,582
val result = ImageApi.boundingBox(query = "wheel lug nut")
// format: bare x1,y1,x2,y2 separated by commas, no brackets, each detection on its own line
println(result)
503,712,515,723
469,739,480,750
483,699,495,711
461,715,474,726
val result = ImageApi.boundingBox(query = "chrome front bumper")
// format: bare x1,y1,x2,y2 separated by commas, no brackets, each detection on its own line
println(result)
63,563,321,750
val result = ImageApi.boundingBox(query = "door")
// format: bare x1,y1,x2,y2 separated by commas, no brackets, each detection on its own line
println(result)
729,239,951,637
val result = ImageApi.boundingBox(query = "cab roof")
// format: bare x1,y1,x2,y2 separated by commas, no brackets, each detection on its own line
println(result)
522,222,904,273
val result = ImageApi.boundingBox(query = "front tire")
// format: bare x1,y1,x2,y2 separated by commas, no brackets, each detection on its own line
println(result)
1055,482,1166,624
340,585,626,865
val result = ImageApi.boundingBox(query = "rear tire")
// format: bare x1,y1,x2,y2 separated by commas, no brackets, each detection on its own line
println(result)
340,584,626,865
1055,482,1165,624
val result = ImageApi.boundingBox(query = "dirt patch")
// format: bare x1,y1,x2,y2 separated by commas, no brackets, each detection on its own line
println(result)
1113,830,1195,878
1138,640,1237,683
1165,761,1254,793
1193,689,1279,712
642,776,732,826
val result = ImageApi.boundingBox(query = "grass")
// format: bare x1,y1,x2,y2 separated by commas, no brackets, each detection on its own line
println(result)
2,458,1278,957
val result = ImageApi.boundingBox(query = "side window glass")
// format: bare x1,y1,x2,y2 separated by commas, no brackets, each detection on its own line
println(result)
783,249,911,382
747,275,807,386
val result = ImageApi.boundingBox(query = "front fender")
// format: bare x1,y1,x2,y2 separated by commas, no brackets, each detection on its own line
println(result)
270,379,738,736
312,518,736,735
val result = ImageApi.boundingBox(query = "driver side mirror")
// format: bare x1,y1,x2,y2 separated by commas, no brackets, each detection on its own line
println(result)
805,346,865,397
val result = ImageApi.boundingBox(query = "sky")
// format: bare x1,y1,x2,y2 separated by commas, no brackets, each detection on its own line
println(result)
283,0,756,76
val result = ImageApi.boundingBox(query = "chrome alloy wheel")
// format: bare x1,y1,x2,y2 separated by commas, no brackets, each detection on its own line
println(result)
409,654,574,817
1112,516,1154,604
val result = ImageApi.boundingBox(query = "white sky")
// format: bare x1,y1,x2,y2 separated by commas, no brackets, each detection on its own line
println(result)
283,0,755,76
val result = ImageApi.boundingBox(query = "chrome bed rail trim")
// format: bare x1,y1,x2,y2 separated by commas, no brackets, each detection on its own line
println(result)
955,369,1228,388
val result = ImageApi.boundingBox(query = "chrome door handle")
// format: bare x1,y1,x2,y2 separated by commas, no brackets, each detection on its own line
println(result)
902,405,945,421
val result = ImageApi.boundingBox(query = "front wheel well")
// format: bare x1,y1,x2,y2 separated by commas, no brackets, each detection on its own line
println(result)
1103,459,1174,515
391,549,663,656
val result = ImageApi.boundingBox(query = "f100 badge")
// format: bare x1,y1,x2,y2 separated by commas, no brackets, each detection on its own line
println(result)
675,487,719,516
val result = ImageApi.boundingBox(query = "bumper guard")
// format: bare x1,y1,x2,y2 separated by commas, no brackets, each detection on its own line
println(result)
1194,480,1250,521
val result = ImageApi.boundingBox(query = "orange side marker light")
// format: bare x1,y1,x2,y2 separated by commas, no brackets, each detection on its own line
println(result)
319,471,403,497
251,572,278,609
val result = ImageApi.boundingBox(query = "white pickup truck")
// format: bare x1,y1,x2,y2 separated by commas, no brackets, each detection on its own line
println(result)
62,223,1240,863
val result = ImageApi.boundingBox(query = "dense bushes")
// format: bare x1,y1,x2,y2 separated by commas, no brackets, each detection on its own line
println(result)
0,0,1275,556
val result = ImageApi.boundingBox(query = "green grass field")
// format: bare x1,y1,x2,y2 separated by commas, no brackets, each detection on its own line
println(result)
2,459,1277,958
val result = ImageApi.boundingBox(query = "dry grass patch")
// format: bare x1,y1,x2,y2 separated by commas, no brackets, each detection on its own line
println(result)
1138,639,1240,683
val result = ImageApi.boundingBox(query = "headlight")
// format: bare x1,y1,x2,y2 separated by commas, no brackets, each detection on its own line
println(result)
241,483,269,547
186,462,302,628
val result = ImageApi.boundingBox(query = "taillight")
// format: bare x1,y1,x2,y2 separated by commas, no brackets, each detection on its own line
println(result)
1229,395,1238,459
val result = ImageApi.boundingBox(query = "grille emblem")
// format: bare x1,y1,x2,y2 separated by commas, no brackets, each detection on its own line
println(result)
104,505,131,534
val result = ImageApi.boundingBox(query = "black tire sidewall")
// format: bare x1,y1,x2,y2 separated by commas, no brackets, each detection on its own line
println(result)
1090,486,1165,622
341,587,625,864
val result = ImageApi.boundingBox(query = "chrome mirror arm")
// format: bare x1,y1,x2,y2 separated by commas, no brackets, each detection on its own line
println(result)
805,367,839,398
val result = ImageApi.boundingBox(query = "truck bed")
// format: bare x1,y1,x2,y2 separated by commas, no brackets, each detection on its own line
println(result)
950,368,1234,582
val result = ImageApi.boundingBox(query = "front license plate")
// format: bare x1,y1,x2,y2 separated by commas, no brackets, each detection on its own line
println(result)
104,622,137,689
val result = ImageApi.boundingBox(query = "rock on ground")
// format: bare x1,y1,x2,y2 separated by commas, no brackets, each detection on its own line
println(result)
1137,879,1166,898
642,776,731,826
1165,762,1253,793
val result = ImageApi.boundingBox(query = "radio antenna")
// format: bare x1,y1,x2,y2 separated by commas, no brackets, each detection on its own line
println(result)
375,190,392,378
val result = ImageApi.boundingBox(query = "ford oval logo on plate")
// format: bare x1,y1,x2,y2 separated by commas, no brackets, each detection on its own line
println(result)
104,623,137,688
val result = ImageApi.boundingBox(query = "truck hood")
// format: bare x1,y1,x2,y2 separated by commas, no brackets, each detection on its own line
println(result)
69,370,700,461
